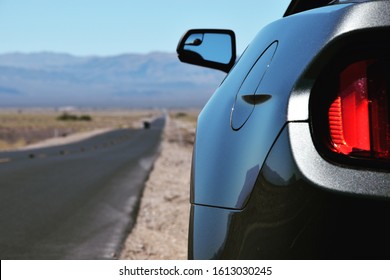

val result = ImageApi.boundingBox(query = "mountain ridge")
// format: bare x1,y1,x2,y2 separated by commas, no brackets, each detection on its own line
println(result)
0,52,225,108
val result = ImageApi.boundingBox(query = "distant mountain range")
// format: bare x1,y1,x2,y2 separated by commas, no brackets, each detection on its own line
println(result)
0,52,225,108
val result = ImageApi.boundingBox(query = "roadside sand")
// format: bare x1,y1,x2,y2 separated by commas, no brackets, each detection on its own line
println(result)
119,116,194,260
0,109,157,151
18,128,113,150
16,117,152,151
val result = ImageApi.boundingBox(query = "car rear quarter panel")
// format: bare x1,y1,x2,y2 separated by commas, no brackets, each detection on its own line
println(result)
192,2,390,209
190,0,390,260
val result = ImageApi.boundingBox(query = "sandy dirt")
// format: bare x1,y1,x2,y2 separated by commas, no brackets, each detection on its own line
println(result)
17,128,113,150
119,115,194,260
15,115,154,151
0,109,157,151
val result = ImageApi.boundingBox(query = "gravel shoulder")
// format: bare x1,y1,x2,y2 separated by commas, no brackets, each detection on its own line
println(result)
119,116,194,260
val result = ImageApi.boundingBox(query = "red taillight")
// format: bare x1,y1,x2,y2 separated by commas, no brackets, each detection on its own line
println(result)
328,60,390,160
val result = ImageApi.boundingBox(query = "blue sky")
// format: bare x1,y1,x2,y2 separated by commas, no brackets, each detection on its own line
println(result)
0,0,290,56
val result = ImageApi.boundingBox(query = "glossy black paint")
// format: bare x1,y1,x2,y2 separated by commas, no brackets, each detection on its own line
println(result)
231,42,278,130
190,125,390,259
191,3,350,210
179,0,390,259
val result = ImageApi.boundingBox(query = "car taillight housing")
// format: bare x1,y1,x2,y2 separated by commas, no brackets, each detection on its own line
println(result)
327,59,390,161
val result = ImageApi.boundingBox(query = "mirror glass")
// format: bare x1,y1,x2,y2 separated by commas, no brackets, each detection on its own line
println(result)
183,33,232,64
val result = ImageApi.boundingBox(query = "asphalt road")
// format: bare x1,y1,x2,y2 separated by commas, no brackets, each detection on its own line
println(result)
0,117,165,259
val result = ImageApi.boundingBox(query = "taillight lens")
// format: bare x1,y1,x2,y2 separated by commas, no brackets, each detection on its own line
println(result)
328,60,390,160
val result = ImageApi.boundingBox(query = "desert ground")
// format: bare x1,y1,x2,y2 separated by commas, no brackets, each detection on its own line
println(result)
0,108,158,151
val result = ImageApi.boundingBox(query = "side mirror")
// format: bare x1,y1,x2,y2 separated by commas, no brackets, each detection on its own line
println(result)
177,29,236,73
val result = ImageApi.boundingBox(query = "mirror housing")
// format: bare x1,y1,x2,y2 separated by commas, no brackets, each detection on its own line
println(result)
177,29,236,73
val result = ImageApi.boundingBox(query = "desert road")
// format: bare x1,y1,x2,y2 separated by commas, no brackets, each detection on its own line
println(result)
0,117,165,259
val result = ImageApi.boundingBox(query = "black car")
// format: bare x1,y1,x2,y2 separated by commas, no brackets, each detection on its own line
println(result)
176,0,390,259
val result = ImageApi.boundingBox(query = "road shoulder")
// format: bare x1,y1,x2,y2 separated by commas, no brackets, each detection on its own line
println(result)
119,116,194,260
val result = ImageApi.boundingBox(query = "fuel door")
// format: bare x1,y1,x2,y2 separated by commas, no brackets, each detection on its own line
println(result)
231,42,278,130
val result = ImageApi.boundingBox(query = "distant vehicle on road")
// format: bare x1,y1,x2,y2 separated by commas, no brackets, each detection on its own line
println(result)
143,121,151,129
177,0,390,259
